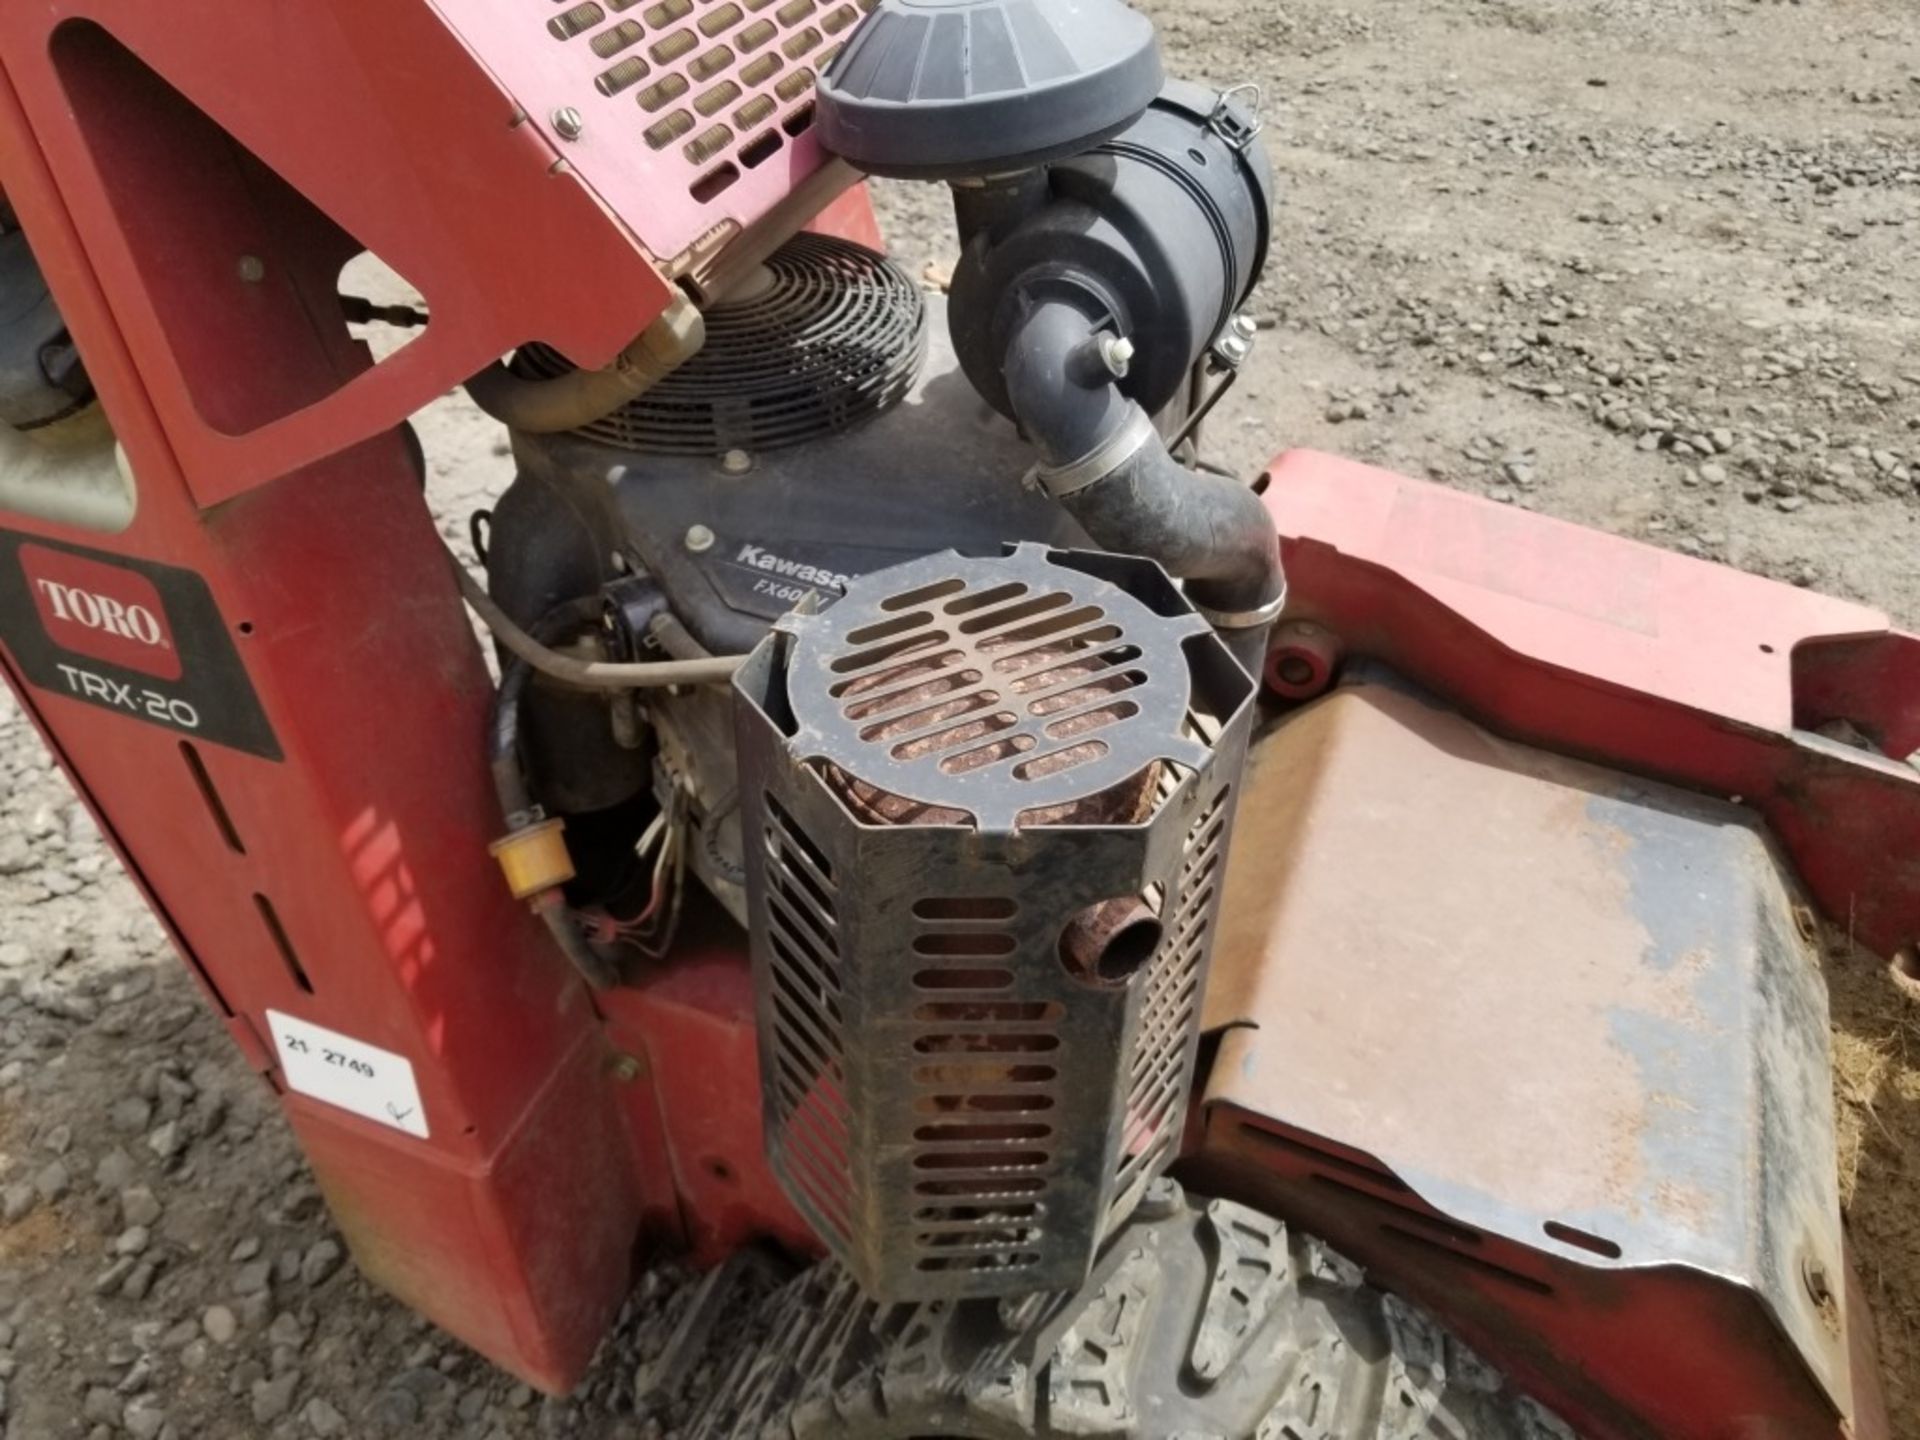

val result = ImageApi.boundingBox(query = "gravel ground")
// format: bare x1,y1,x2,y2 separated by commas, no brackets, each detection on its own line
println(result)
2,0,1918,1436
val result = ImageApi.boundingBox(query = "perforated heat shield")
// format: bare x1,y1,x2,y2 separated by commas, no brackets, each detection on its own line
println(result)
734,546,1257,1300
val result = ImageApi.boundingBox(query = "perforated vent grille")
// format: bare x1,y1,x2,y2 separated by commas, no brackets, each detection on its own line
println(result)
761,796,854,1244
784,550,1216,835
541,0,876,206
907,897,1059,1280
516,235,924,455
828,575,1153,792
1110,783,1231,1224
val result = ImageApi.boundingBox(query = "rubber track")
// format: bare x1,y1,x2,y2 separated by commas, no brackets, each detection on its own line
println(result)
684,1184,1578,1439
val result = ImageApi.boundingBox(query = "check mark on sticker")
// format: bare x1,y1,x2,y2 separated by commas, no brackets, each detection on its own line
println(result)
267,1010,429,1139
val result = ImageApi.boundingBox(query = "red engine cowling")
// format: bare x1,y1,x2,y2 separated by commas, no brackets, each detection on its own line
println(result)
0,0,875,1388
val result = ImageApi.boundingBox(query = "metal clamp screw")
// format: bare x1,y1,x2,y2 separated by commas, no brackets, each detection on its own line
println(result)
551,107,586,142
1099,335,1135,379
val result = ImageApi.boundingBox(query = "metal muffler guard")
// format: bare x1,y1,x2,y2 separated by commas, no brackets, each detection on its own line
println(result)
735,545,1256,1301
1192,677,1858,1440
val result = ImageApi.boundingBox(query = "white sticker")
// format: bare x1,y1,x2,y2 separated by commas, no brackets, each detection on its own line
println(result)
266,1010,429,1139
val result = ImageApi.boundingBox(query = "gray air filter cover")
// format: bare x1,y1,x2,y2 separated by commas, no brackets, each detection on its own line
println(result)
816,0,1165,179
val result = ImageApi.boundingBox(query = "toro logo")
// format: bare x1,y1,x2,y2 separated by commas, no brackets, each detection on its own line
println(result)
19,544,183,682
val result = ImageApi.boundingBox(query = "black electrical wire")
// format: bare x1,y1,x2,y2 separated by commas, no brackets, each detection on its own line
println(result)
487,596,622,991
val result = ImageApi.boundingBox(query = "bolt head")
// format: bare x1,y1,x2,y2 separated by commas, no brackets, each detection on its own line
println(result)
236,256,267,284
1801,1254,1835,1308
684,524,716,554
1099,335,1135,379
551,107,585,141
721,449,754,476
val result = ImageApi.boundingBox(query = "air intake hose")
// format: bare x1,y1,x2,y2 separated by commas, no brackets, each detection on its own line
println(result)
1004,298,1284,675
933,82,1284,674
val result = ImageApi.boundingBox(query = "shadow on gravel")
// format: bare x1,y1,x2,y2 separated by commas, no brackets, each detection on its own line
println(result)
0,949,712,1438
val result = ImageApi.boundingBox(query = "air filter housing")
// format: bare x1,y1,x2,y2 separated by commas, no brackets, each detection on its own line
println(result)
734,545,1256,1300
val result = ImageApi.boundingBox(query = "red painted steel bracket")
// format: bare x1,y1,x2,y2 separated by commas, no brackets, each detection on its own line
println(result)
1261,449,1920,960
0,3,869,1390
0,9,682,1387
1184,449,1914,1440
0,1,676,507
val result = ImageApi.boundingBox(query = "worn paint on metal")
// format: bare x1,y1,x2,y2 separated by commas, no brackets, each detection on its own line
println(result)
1198,678,1856,1439
1262,451,1920,962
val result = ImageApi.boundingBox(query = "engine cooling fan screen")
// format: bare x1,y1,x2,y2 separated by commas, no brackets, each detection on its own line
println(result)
515,234,926,456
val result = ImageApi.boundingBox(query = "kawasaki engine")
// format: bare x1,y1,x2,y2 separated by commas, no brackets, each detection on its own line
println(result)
480,0,1279,1298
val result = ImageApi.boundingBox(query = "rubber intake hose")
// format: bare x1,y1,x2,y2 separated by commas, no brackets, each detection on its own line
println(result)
466,294,706,435
1005,300,1284,674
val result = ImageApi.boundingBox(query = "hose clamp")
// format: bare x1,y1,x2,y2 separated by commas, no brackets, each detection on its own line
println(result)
1035,407,1158,499
1209,84,1265,153
1192,585,1289,632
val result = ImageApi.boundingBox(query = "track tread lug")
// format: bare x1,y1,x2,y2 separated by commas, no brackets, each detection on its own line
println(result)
1299,1234,1366,1293
1046,1243,1157,1433
1192,1199,1294,1384
1519,1398,1582,1440
1254,1355,1342,1440
1378,1294,1449,1440
689,1196,1577,1440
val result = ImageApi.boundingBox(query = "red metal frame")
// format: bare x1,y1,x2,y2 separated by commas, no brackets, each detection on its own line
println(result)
0,4,866,1390
0,3,1907,1409
1,3,680,508
1261,451,1920,961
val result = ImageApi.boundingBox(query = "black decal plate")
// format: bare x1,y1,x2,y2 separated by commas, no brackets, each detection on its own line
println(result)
0,530,281,760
